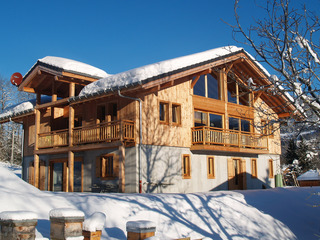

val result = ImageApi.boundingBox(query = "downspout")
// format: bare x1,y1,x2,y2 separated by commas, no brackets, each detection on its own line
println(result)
118,90,143,193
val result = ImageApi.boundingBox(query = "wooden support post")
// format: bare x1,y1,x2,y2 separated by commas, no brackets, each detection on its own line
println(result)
68,151,74,193
52,80,57,102
36,93,41,105
34,109,40,188
68,104,75,192
69,82,75,97
119,143,125,193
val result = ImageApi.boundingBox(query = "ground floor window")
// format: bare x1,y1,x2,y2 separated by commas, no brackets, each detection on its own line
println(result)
251,159,257,178
96,154,119,179
207,156,215,179
182,154,191,179
269,159,274,178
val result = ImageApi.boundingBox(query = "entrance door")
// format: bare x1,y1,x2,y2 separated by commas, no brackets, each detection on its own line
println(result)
51,161,66,192
228,158,246,190
49,158,83,192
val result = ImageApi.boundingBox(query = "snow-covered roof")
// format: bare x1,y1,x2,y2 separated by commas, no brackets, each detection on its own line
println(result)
0,96,52,121
24,56,109,80
79,46,244,97
297,169,320,181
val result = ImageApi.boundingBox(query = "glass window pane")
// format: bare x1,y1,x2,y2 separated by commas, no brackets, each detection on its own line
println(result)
241,119,250,132
207,74,219,99
193,75,206,97
209,114,222,128
239,85,250,106
194,111,207,127
74,161,82,192
229,117,239,130
227,80,237,104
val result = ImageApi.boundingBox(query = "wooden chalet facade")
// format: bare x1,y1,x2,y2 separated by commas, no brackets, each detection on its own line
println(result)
1,47,295,193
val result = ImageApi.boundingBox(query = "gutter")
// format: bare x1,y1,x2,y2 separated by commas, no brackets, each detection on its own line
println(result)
117,90,143,193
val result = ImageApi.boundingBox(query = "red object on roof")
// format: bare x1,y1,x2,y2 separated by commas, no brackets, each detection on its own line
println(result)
10,72,23,86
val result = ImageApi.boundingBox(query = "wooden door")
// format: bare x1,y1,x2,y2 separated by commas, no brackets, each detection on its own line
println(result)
228,158,247,190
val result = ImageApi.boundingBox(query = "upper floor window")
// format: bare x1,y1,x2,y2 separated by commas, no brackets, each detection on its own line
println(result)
193,74,219,100
194,111,223,128
229,117,251,132
227,79,251,106
172,104,181,125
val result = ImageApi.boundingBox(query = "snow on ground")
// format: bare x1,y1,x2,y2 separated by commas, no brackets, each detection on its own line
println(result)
0,162,319,240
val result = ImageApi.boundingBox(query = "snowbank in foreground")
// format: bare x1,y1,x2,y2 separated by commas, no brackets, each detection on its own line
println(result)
0,163,319,239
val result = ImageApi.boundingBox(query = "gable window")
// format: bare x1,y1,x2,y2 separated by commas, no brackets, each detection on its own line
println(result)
159,102,169,124
261,120,274,137
251,159,257,178
207,156,215,179
193,74,219,100
182,154,191,179
96,154,119,179
269,159,274,178
227,79,251,106
172,104,181,125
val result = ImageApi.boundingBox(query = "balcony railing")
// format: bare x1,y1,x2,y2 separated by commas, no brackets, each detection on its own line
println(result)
38,129,69,148
38,120,135,149
192,126,268,150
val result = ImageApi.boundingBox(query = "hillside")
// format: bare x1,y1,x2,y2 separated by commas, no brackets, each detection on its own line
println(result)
0,162,319,239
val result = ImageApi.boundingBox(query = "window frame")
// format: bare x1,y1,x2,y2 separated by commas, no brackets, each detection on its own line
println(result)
96,154,119,180
159,101,169,124
171,103,182,126
207,156,215,179
269,159,274,178
251,158,257,178
182,154,191,179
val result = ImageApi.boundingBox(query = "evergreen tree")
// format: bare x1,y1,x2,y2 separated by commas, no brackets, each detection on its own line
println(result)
284,139,298,165
297,138,312,172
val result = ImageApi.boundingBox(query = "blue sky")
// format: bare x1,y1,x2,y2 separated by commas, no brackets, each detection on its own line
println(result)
0,0,318,81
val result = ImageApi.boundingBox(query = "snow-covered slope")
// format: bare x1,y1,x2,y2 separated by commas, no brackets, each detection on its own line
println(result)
0,163,319,239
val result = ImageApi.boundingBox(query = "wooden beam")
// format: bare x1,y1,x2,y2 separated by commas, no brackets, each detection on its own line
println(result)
35,98,69,109
23,87,36,93
278,112,291,118
119,144,125,193
69,82,75,97
191,75,200,89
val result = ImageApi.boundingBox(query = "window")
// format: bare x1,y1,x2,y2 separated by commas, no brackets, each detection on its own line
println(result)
269,159,274,178
261,120,274,137
172,104,181,125
193,74,219,100
251,159,257,178
182,154,191,179
96,154,119,179
209,114,223,128
229,117,252,132
228,78,251,106
159,102,169,123
194,111,207,127
207,157,215,179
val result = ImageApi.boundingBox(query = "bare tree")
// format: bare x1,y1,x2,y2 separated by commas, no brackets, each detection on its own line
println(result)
232,0,320,125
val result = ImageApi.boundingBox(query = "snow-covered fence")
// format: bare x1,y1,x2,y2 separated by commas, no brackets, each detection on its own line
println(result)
49,208,85,240
0,211,38,240
126,220,156,240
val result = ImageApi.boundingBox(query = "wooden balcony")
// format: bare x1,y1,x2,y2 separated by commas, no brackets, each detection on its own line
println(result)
38,120,135,149
191,126,268,153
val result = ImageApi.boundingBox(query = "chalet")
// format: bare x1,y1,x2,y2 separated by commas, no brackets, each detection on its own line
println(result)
0,46,295,193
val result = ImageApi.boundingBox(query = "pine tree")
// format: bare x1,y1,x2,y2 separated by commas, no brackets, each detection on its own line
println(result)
297,138,312,172
284,139,298,165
